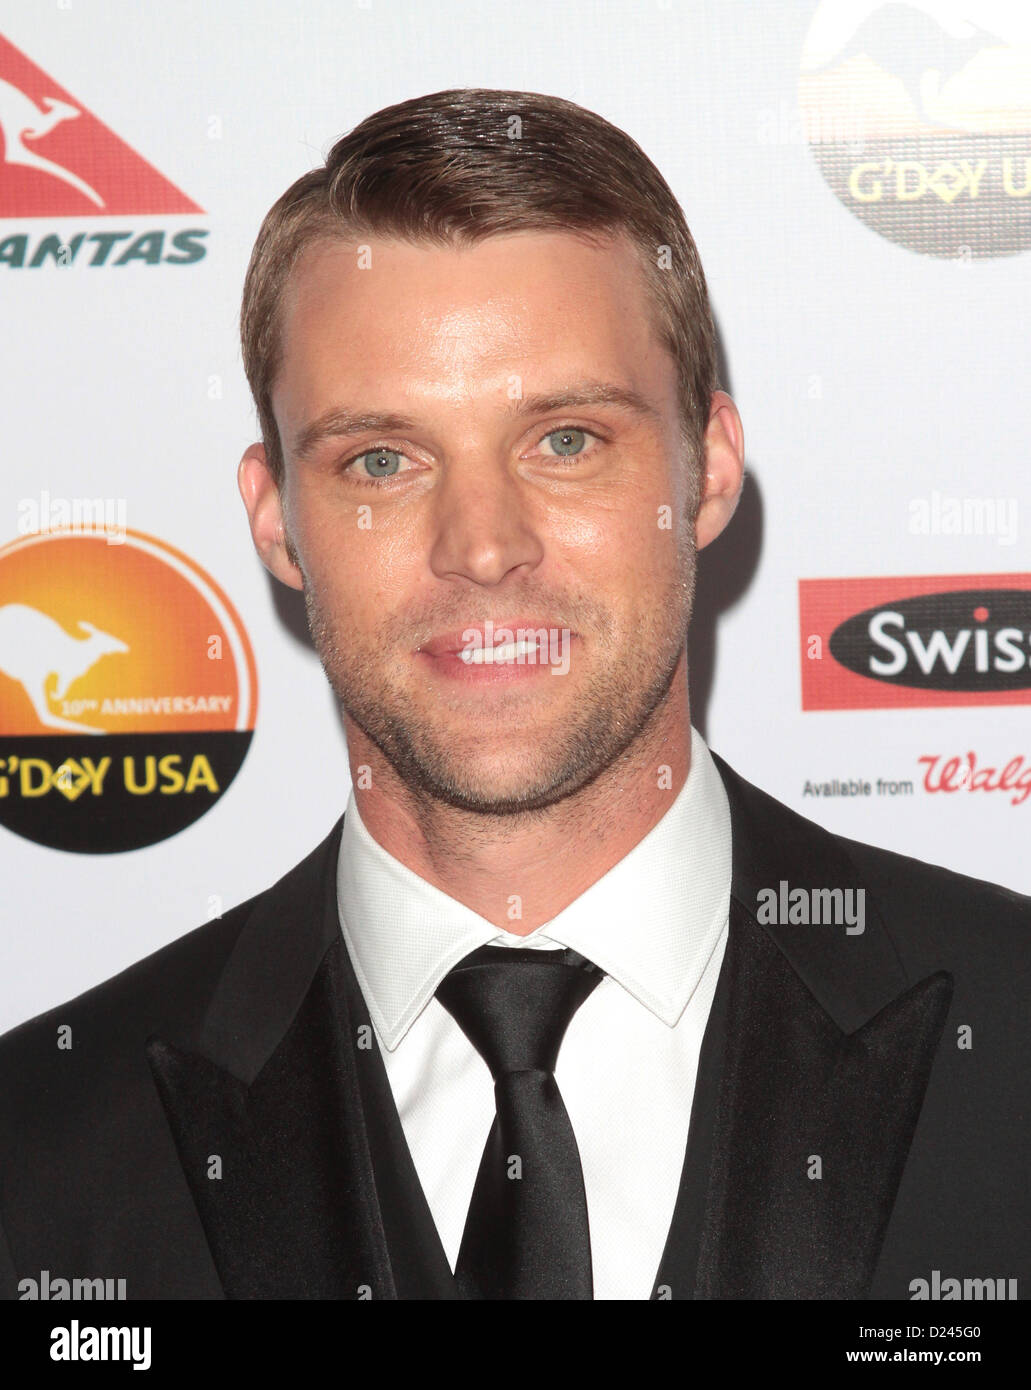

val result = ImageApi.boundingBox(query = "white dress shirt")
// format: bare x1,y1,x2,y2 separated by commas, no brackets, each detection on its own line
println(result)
336,725,732,1300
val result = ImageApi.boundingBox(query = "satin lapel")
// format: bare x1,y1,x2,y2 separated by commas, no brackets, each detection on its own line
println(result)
146,936,395,1298
693,897,952,1298
350,1008,460,1299
659,755,954,1299
144,818,400,1299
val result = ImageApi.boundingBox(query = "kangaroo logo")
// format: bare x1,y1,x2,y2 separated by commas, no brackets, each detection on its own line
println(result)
800,0,1031,258
802,2,1004,129
0,604,128,734
0,76,105,207
0,32,204,219
0,530,254,853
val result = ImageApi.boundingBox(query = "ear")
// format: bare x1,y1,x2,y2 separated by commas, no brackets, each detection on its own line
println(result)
237,443,304,591
695,390,745,551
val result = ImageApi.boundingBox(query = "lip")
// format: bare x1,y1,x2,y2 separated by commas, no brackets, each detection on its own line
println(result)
415,618,578,686
417,618,573,659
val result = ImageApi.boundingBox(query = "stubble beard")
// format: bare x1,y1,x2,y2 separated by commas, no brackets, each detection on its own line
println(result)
300,540,697,820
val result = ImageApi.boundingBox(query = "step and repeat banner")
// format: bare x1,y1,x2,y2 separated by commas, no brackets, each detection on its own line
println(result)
1,0,1028,1032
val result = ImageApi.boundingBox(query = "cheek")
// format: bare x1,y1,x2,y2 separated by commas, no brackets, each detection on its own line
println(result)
300,504,427,625
561,497,683,570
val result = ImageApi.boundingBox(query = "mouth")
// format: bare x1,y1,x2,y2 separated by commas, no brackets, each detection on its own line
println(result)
459,635,544,665
415,618,576,684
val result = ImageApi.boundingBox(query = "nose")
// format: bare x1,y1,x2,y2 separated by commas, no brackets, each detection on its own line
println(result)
428,450,545,588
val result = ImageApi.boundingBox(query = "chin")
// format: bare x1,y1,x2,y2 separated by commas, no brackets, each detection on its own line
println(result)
422,756,598,815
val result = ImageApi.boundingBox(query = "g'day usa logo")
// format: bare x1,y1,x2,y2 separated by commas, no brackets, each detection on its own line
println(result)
798,2,1031,259
800,573,1031,710
0,531,257,852
0,32,207,268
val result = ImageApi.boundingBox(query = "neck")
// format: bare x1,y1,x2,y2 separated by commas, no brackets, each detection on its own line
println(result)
347,657,693,933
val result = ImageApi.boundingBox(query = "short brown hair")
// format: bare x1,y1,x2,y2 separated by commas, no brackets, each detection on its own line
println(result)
240,88,719,499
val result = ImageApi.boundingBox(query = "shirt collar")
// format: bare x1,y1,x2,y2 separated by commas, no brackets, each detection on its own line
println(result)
337,726,731,1049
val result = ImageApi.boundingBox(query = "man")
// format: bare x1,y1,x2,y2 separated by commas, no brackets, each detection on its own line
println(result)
1,88,1028,1302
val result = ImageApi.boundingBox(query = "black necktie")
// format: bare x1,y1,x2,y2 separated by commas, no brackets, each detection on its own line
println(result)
435,943,604,1300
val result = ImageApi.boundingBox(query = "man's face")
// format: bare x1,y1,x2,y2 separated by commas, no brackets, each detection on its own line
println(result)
244,229,737,815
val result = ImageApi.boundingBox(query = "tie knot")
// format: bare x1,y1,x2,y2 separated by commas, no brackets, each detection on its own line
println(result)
436,945,603,1081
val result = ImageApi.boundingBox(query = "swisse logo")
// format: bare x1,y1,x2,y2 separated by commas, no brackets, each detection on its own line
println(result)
0,530,257,852
832,591,1031,692
800,574,1031,710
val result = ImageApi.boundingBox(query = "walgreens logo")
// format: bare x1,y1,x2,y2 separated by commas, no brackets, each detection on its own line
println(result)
800,574,1031,710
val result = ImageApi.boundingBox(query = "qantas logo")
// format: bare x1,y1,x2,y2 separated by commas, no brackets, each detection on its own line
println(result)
0,32,206,269
0,33,201,216
0,75,105,207
800,575,1031,710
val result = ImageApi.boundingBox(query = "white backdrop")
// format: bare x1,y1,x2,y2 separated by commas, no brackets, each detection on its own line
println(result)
2,0,1028,1034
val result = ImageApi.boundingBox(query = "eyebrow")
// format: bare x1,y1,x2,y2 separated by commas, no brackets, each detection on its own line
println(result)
291,382,662,463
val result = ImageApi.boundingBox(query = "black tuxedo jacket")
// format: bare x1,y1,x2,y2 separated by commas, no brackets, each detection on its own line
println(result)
1,753,1028,1300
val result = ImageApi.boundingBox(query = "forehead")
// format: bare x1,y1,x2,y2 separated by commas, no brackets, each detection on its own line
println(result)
271,229,674,426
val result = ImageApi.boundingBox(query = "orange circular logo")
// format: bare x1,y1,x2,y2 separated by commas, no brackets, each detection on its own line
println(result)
0,529,257,851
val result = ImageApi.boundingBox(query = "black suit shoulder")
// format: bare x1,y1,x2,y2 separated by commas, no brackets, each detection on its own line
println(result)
719,753,1031,967
0,824,342,1299
838,827,1031,976
0,825,337,1155
0,900,241,1177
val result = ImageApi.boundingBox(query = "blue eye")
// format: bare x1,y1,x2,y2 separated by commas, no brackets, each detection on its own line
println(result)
546,428,587,456
355,448,402,478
